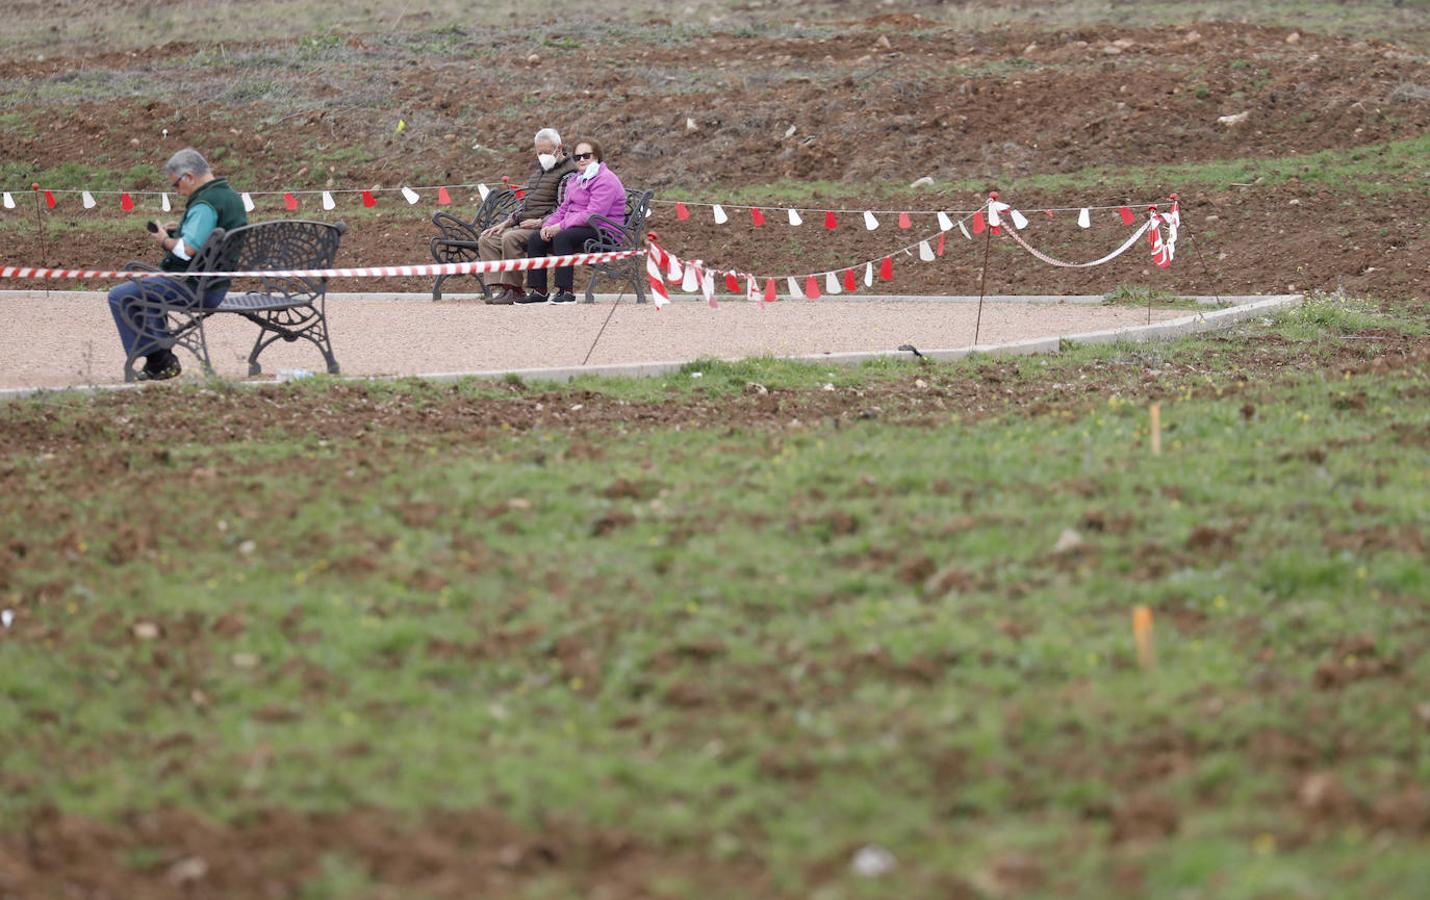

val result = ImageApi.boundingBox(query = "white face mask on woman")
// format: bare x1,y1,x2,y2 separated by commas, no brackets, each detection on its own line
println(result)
537,153,558,172
583,161,600,179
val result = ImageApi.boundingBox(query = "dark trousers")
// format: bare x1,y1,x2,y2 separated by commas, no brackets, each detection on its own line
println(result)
525,225,599,293
108,278,226,359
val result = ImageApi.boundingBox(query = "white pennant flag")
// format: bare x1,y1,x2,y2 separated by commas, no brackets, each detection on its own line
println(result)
863,210,879,231
701,270,716,306
987,202,1001,228
958,220,972,239
712,204,728,224
825,271,842,295
161,193,172,212
2,192,14,209
787,208,803,226
747,276,759,302
1078,208,1091,229
322,191,336,211
937,211,954,231
81,191,96,209
919,240,935,262
864,262,874,287
787,276,804,300
401,186,420,204
477,183,490,201
667,251,682,282
241,192,255,212
681,261,699,292
1010,209,1029,230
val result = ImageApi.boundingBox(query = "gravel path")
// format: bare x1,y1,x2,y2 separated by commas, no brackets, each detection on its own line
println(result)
0,291,1182,390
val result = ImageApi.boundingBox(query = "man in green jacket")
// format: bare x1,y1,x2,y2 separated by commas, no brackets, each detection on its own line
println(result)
476,128,578,304
107,147,247,380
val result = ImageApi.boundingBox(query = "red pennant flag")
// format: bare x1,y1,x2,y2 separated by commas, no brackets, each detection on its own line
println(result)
1119,205,1134,225
1044,209,1054,218
804,276,821,300
437,187,452,205
120,192,135,212
843,268,857,292
284,192,298,211
897,212,912,229
936,232,946,256
44,190,56,209
879,256,893,280
824,210,838,230
763,278,777,302
972,211,985,234
675,202,690,220
991,225,1002,236
725,272,739,294
515,189,526,199
362,190,376,208
751,207,765,227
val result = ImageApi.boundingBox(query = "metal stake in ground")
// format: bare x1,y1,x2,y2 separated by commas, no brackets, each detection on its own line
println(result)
582,289,628,366
973,192,996,347
31,183,49,299
1173,193,1223,307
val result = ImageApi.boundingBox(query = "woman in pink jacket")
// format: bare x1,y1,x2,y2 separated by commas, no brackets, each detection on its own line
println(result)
518,138,626,304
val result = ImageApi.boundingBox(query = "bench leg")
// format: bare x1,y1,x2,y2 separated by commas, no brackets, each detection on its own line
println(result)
245,309,340,377
432,274,448,302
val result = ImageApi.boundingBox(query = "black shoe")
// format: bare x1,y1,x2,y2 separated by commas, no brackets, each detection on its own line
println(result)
550,291,577,304
515,291,549,304
138,354,181,382
485,286,518,305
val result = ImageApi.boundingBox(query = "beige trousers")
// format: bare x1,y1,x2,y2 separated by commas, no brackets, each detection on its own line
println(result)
476,226,536,289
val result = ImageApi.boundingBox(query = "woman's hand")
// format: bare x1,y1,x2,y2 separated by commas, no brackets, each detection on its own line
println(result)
541,224,560,241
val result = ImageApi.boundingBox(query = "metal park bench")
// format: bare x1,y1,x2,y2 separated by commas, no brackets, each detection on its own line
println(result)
581,188,654,304
428,186,654,304
428,188,519,301
119,219,347,382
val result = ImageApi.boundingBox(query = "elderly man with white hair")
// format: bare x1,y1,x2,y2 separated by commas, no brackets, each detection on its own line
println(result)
107,147,247,380
476,127,578,304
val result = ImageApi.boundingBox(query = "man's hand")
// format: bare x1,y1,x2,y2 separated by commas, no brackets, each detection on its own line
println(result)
481,221,508,238
148,226,170,248
519,218,540,229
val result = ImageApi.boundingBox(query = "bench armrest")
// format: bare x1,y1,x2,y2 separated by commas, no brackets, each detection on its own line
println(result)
584,214,634,252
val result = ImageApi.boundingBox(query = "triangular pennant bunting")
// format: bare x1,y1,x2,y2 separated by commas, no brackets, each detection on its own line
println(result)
362,190,376,208
725,272,739,294
843,268,857,292
804,276,821,300
1078,208,1091,229
120,192,134,212
1010,209,1029,230
958,220,972,240
241,192,255,212
936,232,946,256
919,240,935,262
401,186,420,204
826,271,842,295
863,210,879,231
972,211,986,234
763,278,777,303
702,270,717,308
477,183,490,201
161,193,171,212
864,262,874,287
751,207,765,227
1119,205,1134,225
786,276,803,300
788,208,803,226
987,203,1002,228
437,186,452,205
897,212,912,229
284,192,298,211
44,191,56,209
879,257,893,280
323,191,336,211
712,204,728,225
2,193,14,209
937,211,954,231
824,210,837,230
675,201,690,220
681,262,699,292
81,191,96,209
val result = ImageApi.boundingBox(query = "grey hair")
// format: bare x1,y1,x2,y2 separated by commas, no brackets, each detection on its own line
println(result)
534,128,562,148
162,148,211,180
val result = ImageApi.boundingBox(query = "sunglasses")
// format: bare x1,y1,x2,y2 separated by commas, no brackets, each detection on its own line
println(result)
170,173,187,190
572,152,594,161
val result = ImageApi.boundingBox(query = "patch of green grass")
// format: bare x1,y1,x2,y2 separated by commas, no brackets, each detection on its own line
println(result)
1104,284,1206,310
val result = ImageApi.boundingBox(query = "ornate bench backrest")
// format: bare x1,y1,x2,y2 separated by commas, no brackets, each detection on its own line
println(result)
475,189,519,230
206,220,348,301
619,189,654,249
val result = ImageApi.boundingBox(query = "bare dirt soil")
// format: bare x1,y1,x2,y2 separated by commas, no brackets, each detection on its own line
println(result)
1,21,1426,298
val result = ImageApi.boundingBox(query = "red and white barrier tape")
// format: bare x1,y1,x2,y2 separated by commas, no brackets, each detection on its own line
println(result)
0,248,641,281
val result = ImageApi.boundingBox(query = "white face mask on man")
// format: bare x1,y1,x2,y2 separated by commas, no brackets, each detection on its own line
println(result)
537,153,558,172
